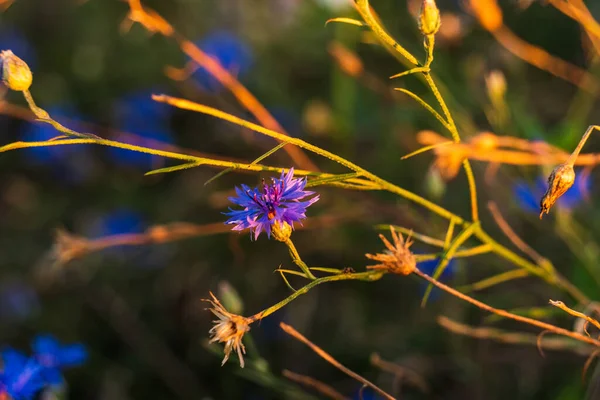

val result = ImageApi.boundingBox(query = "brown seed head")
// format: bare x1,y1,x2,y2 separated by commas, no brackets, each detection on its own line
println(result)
539,163,575,219
204,292,251,368
366,226,416,275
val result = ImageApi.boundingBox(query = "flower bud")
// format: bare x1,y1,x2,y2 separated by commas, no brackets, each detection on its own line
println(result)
539,163,575,219
1,50,32,91
271,221,292,242
419,0,441,36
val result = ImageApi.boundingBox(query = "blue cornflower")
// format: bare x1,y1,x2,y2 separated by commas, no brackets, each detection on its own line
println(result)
193,31,253,90
0,349,44,400
513,172,591,214
224,168,319,239
31,335,87,386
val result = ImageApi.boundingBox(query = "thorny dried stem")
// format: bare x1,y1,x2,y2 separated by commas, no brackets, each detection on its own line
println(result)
280,322,395,400
370,353,429,394
124,0,318,171
467,0,600,93
282,370,349,400
414,268,600,347
487,202,549,267
437,316,594,356
549,300,600,335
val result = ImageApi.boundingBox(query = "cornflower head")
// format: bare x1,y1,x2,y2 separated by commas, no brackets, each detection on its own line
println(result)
204,292,251,368
366,227,416,276
0,349,44,400
224,168,319,240
31,334,88,386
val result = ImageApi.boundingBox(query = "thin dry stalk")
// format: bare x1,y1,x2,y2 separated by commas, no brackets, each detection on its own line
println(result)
550,300,600,334
370,353,429,394
282,370,349,400
124,0,318,171
487,202,546,265
438,316,594,356
413,269,600,348
279,322,395,400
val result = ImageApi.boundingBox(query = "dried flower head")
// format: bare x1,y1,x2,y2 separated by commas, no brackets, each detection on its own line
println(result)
224,168,319,240
204,292,251,368
539,163,575,219
366,227,416,275
1,50,32,91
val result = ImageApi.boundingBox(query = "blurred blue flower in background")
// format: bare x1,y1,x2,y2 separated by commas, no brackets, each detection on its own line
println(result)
110,90,174,169
0,281,39,322
0,28,36,70
32,334,87,386
193,31,253,91
513,172,591,214
86,208,172,269
88,208,145,239
21,107,81,164
0,348,44,400
20,106,93,183
417,256,456,300
352,386,385,400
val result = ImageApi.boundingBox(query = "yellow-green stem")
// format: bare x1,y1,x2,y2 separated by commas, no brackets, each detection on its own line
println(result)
248,271,384,322
284,238,317,280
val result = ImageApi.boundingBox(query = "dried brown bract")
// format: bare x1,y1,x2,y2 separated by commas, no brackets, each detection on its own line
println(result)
539,163,575,219
366,227,416,275
204,292,251,368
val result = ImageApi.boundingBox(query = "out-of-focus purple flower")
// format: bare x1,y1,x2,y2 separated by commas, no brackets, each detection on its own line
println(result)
225,168,319,240
513,172,591,214
193,31,253,91
110,90,174,169
31,335,87,386
0,281,39,322
0,349,44,400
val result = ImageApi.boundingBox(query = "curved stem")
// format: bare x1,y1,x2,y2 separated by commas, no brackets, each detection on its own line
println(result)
284,238,317,280
414,268,600,347
248,271,383,322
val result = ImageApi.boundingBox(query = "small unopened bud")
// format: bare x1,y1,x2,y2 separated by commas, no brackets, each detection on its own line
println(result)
419,0,441,36
271,221,293,242
539,163,575,219
1,50,32,91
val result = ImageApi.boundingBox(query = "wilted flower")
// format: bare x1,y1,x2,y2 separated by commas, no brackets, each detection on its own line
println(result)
366,227,416,275
539,163,575,218
204,292,251,368
513,171,590,215
0,50,32,91
224,168,319,240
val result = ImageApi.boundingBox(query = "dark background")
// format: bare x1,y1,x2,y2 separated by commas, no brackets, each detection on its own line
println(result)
0,0,599,399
